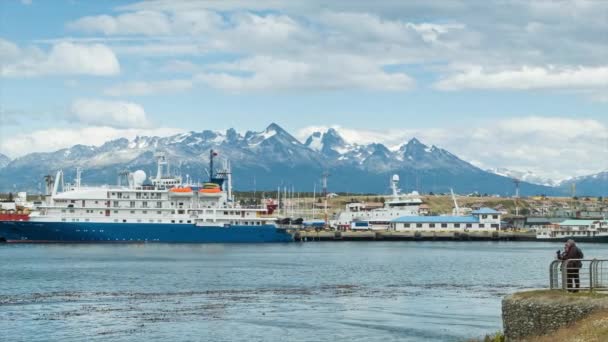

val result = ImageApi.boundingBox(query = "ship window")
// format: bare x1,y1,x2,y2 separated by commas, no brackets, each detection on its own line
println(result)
117,193,122,199
492,215,498,219
178,210,185,214
429,223,435,228
466,224,472,228
61,218,66,222
95,201,98,204
114,219,118,222
441,223,448,228
491,224,499,228
112,193,115,196
114,210,118,214
137,219,141,223
156,202,162,208
416,223,422,228
142,210,147,214
404,223,410,228
61,209,66,213
130,201,135,208
130,210,135,214
171,220,175,223
479,224,485,228
482,215,487,219
187,220,191,224
454,224,461,228
123,219,127,223
142,202,148,208
157,211,162,214
136,193,142,199
150,219,154,223
69,209,75,213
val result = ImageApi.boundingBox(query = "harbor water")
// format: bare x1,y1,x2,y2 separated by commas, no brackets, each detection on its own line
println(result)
1,241,603,341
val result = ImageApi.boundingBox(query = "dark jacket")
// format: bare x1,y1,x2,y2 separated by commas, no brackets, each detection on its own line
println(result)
560,246,584,269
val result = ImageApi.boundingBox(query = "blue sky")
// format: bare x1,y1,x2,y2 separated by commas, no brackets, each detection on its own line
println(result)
0,0,607,181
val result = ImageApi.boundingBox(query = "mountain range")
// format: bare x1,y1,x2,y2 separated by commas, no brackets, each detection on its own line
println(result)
0,123,605,196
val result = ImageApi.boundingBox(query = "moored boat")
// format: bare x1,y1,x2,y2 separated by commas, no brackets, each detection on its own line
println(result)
0,150,293,243
535,219,608,242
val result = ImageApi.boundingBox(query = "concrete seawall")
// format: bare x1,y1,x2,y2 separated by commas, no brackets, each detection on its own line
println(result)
502,291,608,341
291,230,536,242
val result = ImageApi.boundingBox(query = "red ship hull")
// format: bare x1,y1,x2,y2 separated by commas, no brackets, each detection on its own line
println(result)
0,213,29,221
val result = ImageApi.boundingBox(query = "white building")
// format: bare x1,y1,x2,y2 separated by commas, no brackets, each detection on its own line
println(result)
390,208,502,231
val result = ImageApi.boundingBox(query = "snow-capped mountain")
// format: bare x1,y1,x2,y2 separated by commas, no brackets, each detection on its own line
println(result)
0,123,565,195
487,168,560,187
0,153,10,169
559,171,608,196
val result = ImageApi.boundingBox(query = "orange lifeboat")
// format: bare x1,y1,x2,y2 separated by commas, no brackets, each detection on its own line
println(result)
170,187,193,194
199,183,221,194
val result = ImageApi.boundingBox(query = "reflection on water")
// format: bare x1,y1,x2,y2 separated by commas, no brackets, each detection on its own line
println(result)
0,241,600,341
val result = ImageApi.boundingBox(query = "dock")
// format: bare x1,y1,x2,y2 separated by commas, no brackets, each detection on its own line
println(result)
290,229,537,242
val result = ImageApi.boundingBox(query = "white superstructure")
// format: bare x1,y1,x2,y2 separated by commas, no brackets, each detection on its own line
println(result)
331,174,424,230
31,152,275,228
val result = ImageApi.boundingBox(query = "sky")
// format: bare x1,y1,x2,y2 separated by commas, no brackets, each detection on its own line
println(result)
0,0,607,181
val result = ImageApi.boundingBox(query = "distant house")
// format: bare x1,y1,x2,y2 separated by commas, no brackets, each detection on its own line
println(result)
493,204,509,215
524,217,565,229
418,204,430,215
471,203,484,210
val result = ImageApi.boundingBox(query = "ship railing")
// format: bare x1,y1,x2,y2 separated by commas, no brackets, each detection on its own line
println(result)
549,259,608,292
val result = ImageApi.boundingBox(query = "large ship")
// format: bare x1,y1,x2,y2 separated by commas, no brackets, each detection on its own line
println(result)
331,174,424,230
0,151,293,243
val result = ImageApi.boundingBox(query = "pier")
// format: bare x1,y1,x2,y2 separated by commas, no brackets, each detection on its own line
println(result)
290,229,536,242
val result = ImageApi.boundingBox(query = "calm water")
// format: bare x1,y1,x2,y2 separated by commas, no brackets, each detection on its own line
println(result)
0,241,603,341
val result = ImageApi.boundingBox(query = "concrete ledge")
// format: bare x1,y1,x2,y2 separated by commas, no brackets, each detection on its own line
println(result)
502,290,608,341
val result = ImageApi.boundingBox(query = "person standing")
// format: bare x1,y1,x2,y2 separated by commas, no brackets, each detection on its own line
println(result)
558,239,584,292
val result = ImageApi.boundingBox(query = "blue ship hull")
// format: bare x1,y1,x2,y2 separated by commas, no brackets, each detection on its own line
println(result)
0,221,293,243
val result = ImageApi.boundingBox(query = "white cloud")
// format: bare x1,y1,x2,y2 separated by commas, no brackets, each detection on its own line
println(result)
1,40,120,77
196,55,414,91
297,116,608,181
70,99,150,128
67,11,173,36
0,126,182,158
20,0,32,5
435,65,608,90
103,79,193,96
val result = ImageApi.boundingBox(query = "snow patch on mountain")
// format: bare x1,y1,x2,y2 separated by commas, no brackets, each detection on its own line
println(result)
0,153,10,169
487,167,559,187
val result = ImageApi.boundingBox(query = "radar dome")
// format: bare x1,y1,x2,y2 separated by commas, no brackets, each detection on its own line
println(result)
392,174,400,182
132,170,147,186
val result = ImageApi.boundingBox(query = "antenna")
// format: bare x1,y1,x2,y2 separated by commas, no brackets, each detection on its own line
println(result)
513,178,520,216
75,167,82,189
321,171,330,227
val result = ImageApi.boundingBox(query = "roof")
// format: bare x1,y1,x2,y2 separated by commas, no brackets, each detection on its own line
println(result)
560,220,606,226
391,215,479,223
471,207,501,215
